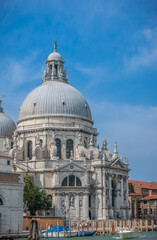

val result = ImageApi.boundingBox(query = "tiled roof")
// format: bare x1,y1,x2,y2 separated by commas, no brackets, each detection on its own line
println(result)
140,195,157,201
0,154,12,158
129,180,157,190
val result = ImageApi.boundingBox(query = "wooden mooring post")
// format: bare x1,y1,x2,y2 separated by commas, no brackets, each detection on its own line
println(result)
151,220,154,231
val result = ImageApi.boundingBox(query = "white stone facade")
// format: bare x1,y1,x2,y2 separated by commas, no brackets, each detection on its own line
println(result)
10,44,130,222
0,172,24,233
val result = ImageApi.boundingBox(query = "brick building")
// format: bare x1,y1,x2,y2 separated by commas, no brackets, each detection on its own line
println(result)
129,180,157,219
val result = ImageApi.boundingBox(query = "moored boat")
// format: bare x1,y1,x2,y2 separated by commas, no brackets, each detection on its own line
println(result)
42,225,77,238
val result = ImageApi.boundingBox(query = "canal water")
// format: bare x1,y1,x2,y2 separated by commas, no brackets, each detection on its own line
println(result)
19,231,157,240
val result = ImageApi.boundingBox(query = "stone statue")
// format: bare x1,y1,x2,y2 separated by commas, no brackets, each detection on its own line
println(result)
49,132,57,159
14,150,18,163
35,133,40,145
88,135,99,160
89,135,94,147
13,132,18,149
125,157,128,165
69,194,74,206
102,139,108,151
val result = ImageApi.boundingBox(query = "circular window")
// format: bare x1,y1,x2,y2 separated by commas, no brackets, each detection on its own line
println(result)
70,165,74,169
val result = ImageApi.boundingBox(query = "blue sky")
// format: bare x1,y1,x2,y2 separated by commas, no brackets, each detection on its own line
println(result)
0,0,157,181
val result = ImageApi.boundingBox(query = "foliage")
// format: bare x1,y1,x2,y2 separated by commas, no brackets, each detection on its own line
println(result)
24,173,52,215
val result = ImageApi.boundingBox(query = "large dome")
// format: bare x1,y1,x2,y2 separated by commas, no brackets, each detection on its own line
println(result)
0,112,16,137
18,82,92,122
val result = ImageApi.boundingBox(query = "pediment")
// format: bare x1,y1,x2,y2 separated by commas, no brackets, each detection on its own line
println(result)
56,161,86,172
109,158,125,169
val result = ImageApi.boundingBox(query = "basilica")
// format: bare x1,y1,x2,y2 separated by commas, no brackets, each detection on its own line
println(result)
0,43,130,222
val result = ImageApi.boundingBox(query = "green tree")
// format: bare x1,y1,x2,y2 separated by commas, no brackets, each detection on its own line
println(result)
24,173,52,215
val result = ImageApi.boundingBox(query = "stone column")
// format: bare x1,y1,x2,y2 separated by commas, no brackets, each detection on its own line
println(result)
95,193,98,219
83,193,89,220
84,171,88,186
76,194,80,219
109,174,113,218
121,177,124,206
62,137,66,159
120,176,124,218
126,177,129,207
65,194,69,210
102,173,106,218
109,175,112,207
97,190,103,219
126,177,130,218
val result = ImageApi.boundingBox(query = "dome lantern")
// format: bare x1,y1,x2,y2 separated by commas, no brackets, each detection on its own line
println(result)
43,41,68,84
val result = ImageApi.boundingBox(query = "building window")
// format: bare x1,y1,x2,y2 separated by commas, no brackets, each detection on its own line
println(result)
0,198,3,205
144,200,147,204
7,160,10,165
66,139,73,159
150,200,155,205
144,209,147,215
27,140,32,160
76,177,82,186
62,175,82,187
150,208,152,214
84,137,88,148
69,175,75,186
11,142,13,148
55,139,61,159
62,177,68,186
54,65,58,76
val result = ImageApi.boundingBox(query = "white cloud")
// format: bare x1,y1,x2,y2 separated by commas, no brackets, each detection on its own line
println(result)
75,63,108,89
0,51,43,86
123,27,157,71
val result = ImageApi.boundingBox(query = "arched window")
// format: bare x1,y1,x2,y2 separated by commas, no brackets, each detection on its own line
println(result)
62,175,82,187
27,141,32,160
62,177,67,186
0,198,3,205
66,139,73,159
55,139,61,159
76,177,82,186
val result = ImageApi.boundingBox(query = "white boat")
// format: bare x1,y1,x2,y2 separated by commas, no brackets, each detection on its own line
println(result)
118,228,141,239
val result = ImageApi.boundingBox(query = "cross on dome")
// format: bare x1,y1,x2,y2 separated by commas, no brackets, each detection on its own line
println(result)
53,41,57,52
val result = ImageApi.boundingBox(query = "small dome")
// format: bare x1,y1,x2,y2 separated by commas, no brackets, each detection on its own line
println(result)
18,81,92,122
0,112,16,137
47,51,62,61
